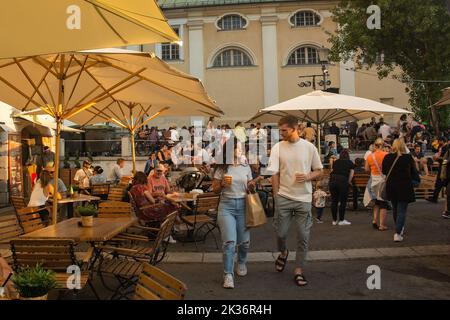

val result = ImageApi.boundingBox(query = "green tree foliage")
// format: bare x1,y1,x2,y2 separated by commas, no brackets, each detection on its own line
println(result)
328,0,450,131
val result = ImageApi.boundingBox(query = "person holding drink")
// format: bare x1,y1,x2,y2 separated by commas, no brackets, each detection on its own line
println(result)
212,137,257,289
267,115,323,287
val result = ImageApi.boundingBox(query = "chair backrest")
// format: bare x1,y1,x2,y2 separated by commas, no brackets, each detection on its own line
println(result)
98,201,132,218
15,207,46,234
108,186,125,202
119,176,132,187
10,196,26,210
133,262,187,300
91,183,110,196
151,211,178,264
194,193,220,215
10,239,77,272
0,214,23,243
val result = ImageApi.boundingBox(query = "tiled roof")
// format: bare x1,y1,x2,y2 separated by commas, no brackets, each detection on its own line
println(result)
157,0,298,9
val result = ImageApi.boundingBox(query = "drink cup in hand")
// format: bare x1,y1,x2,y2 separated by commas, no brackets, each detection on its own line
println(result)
295,171,306,183
223,175,232,186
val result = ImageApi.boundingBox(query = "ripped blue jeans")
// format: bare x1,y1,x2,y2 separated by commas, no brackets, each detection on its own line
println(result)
217,197,250,276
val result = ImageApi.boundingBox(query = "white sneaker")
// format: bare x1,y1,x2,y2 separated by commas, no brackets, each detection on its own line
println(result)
223,274,234,289
236,263,247,277
332,221,338,226
394,233,404,242
164,235,177,244
338,220,351,226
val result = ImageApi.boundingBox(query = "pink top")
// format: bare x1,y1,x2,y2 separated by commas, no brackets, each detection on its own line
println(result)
147,174,170,195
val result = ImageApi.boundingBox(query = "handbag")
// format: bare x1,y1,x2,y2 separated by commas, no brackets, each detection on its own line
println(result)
245,190,267,228
372,153,399,200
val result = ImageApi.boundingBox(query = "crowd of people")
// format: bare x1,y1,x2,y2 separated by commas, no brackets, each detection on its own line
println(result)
23,113,450,291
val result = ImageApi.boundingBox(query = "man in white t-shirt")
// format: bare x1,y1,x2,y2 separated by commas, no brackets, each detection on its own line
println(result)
378,121,392,141
267,115,323,287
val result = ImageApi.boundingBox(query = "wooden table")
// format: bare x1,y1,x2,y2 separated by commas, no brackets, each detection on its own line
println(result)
165,192,197,203
20,217,135,242
56,194,101,219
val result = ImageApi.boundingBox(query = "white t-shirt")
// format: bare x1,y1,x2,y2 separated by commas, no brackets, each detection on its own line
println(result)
28,180,48,207
170,129,179,142
379,124,391,140
267,139,323,202
74,168,92,188
214,165,253,199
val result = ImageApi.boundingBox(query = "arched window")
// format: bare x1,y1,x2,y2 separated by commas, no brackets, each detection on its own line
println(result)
287,46,319,65
290,10,321,27
212,48,253,68
217,14,247,30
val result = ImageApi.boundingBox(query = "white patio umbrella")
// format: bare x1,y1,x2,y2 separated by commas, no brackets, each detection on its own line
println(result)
0,49,221,224
247,90,411,149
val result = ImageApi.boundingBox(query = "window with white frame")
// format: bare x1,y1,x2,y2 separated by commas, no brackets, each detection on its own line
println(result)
217,14,247,31
290,10,321,27
287,46,319,65
212,48,253,68
161,26,181,61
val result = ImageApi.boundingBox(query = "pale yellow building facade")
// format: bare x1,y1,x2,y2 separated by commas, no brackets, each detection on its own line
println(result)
140,0,410,127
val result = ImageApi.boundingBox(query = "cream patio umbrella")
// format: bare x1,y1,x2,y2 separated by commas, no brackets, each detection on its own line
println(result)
433,87,450,108
0,0,179,59
247,90,411,150
0,49,221,224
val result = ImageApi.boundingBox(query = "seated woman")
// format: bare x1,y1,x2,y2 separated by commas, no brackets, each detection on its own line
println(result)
28,170,61,224
130,171,176,226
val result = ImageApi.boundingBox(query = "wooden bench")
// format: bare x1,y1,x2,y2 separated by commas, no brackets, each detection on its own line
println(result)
108,186,126,202
0,213,22,247
414,175,437,200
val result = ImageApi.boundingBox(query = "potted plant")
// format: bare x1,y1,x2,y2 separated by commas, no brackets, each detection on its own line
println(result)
12,264,56,300
77,204,97,227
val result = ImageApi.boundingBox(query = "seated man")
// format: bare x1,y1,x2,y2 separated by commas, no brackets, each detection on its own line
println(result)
411,144,430,176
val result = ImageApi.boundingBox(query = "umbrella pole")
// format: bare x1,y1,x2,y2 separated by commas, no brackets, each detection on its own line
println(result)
317,123,321,153
130,130,137,175
52,120,61,225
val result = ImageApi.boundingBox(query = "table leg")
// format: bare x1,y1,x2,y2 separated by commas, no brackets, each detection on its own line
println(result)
67,203,74,219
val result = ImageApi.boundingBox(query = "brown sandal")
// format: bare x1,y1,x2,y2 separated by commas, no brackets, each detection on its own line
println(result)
275,250,289,272
378,226,388,231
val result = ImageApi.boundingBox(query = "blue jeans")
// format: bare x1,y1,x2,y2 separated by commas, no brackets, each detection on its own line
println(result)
217,197,250,276
392,200,408,234
315,207,324,220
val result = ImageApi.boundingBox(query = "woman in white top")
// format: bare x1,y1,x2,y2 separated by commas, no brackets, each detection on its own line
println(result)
212,137,256,289
28,170,52,207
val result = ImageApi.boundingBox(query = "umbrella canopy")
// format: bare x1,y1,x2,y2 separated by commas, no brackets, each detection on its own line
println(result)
247,90,411,150
247,90,411,125
433,87,450,108
0,0,179,59
0,49,221,223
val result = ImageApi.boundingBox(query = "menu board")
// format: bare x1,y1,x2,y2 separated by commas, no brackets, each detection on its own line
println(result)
8,134,23,196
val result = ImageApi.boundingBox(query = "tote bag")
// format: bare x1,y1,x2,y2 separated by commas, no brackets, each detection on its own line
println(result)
245,191,267,228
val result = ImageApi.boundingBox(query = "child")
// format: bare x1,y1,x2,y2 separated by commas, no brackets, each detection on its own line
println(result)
313,182,328,223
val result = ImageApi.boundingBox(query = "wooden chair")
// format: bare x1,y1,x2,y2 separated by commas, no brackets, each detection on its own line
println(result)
0,214,23,262
179,193,220,249
119,176,132,187
97,211,178,299
90,183,110,199
133,263,187,300
9,239,99,299
414,175,437,200
10,196,27,210
15,207,48,234
108,186,125,202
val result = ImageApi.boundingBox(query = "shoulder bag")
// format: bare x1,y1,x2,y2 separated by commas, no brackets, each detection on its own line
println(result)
373,154,400,200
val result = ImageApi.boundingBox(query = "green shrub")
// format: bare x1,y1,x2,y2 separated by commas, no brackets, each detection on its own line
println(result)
12,264,56,298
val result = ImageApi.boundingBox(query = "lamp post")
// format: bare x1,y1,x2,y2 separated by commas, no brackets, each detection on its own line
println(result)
298,46,331,151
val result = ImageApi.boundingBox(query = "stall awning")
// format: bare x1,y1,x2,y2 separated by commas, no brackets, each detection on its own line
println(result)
13,115,84,133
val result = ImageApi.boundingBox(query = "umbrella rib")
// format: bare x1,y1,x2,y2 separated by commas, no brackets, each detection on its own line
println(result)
139,107,170,129
95,78,144,104
0,57,32,69
63,55,75,78
320,109,333,123
71,84,102,110
79,100,116,127
118,101,132,129
31,57,59,78
0,75,41,107
65,61,99,79
43,79,57,107
66,55,89,107
134,104,147,128
21,55,59,110
13,58,48,106
321,110,343,123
